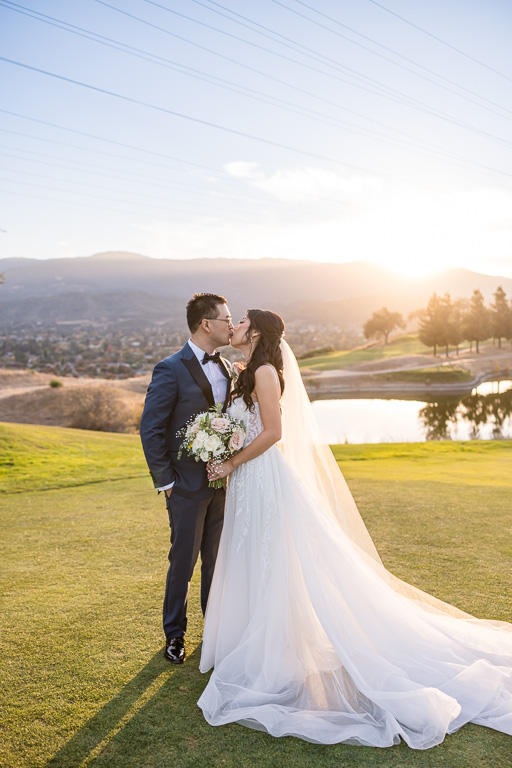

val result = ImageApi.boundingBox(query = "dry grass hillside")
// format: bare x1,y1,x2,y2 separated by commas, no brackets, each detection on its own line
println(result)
0,370,149,432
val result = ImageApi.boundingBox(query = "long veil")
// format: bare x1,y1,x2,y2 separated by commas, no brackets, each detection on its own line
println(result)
278,339,510,626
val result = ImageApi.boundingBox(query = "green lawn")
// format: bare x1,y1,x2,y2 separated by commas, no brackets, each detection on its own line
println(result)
0,422,147,494
1,424,511,768
378,366,473,383
298,333,465,371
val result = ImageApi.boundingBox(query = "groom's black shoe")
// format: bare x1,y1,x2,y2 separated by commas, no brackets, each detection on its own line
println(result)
165,637,185,664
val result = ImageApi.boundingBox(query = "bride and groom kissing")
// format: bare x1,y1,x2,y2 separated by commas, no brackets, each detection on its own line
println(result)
140,293,512,749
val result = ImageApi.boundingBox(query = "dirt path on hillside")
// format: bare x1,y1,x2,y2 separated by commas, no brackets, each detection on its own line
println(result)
305,345,512,380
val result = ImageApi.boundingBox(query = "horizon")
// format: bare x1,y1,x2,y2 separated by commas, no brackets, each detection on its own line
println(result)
1,250,511,282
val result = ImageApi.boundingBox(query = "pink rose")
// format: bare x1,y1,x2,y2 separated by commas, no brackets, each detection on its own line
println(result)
211,417,230,433
189,422,200,434
229,429,245,452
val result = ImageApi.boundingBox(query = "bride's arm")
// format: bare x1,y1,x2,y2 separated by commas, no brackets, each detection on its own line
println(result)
208,366,281,479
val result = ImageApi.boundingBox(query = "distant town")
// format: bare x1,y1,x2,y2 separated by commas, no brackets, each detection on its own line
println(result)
0,323,361,378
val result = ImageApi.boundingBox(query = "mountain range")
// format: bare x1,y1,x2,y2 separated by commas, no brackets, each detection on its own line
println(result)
1,252,511,330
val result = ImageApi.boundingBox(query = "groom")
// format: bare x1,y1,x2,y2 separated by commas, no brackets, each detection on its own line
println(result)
140,293,234,664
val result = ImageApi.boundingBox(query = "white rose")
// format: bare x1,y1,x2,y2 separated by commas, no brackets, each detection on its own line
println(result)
200,449,210,462
194,430,208,445
205,434,222,452
192,433,207,452
229,430,245,452
188,422,200,435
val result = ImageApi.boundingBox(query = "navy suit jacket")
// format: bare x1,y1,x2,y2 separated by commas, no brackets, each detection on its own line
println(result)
140,343,232,499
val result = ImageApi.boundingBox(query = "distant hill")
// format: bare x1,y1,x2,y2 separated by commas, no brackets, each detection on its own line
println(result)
1,251,511,329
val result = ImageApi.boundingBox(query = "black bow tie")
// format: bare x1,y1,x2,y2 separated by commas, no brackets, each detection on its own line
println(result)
202,351,221,365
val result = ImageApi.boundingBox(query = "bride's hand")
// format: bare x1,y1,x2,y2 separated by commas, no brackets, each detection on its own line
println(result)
207,458,233,481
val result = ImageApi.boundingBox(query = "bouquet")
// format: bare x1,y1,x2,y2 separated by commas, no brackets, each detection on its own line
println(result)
177,403,246,488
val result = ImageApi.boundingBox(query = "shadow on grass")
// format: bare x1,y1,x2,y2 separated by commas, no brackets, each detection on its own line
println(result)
44,644,511,768
44,647,175,768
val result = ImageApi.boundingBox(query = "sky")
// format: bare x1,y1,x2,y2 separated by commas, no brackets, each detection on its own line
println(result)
1,0,512,277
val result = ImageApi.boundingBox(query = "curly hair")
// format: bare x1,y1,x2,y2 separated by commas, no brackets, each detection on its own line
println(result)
230,309,285,412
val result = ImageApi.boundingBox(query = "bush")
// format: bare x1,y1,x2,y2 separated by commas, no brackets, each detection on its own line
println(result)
49,379,63,388
63,386,142,433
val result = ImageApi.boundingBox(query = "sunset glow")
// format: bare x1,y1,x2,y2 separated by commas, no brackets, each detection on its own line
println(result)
0,1,511,278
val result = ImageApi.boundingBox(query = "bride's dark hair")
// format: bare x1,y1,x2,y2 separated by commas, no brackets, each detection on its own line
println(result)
231,309,285,412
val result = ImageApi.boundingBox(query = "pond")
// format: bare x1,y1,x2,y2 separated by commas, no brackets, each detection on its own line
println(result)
311,380,512,444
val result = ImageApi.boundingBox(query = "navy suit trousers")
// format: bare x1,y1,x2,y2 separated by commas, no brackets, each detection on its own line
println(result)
163,486,225,640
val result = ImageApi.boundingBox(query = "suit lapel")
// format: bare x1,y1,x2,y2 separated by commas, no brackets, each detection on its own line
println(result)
181,344,215,408
218,357,231,382
219,358,233,412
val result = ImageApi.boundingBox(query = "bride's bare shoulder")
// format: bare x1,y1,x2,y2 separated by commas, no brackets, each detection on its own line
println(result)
254,364,280,397
255,363,278,380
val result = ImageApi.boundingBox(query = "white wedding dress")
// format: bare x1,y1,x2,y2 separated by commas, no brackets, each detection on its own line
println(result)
198,343,512,749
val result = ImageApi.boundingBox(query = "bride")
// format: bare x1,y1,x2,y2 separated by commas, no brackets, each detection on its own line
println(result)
197,309,512,749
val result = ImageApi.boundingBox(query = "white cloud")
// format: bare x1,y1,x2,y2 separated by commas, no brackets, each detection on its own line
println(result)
130,177,512,279
223,161,262,180
223,162,381,207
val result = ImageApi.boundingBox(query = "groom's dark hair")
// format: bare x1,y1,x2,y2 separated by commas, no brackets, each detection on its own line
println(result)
187,292,227,333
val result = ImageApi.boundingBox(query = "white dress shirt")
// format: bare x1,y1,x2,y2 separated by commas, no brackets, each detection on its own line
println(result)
159,339,229,492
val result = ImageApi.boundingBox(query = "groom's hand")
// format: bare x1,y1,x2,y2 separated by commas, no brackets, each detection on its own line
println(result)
166,488,173,498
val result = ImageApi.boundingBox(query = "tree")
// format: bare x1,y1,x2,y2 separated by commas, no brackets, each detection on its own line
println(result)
463,290,490,353
363,307,405,345
447,298,468,356
417,292,452,356
490,286,510,348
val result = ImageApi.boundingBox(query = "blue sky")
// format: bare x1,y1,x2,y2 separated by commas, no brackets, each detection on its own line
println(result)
1,0,512,276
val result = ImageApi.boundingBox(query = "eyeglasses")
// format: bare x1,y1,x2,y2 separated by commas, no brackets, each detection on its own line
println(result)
205,317,233,325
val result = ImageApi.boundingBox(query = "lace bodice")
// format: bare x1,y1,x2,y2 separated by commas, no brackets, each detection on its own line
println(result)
228,398,263,448
227,364,280,447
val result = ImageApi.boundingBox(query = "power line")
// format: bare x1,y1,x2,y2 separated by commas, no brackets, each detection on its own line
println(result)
0,1,437,146
0,142,330,211
2,3,470,166
147,0,512,122
199,0,512,120
366,0,512,83
6,47,512,168
149,0,406,102
1,55,433,186
3,5,511,189
92,0,407,123
0,174,272,220
0,109,218,175
0,159,248,203
107,0,427,113
9,0,507,180
121,0,512,146
1,186,253,220
0,135,369,212
91,1,512,157
9,120,509,188
270,0,512,117
1,2,396,135
0,128,192,176
1,186,165,218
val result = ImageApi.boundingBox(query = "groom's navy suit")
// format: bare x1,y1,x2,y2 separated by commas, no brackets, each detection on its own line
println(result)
140,342,232,640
